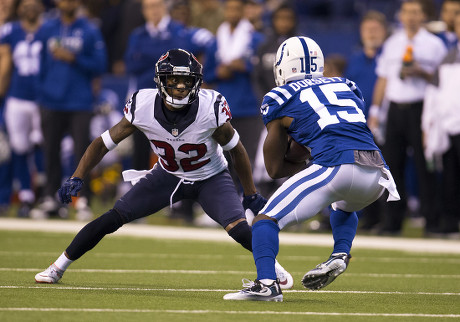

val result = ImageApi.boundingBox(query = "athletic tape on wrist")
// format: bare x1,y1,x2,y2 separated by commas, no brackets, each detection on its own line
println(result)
221,130,240,151
101,130,117,151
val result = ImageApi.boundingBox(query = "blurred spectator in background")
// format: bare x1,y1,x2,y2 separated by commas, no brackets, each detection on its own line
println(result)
0,0,17,25
345,10,388,231
345,10,388,118
323,53,347,77
89,87,132,204
368,0,447,235
0,0,16,216
245,0,265,32
252,3,297,100
125,0,189,91
0,104,11,216
435,0,460,49
170,0,215,63
252,2,297,198
31,0,107,220
423,12,460,237
83,0,144,75
0,0,46,218
190,0,224,35
204,0,264,192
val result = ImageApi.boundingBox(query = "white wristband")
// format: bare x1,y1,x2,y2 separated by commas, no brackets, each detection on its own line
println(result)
221,130,240,151
101,130,117,151
368,104,380,118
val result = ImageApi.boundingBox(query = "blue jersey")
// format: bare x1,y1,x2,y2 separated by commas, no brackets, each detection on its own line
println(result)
0,22,42,101
261,77,380,166
36,17,107,111
124,20,192,90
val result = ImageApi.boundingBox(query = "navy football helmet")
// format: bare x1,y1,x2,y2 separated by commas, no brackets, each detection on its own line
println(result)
154,48,203,108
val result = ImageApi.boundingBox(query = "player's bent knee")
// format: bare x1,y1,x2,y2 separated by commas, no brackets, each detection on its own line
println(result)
227,220,252,252
224,218,246,232
252,213,277,226
94,208,125,235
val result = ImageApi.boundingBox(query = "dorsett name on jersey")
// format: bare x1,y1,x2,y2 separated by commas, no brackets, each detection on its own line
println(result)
287,77,344,92
261,77,364,121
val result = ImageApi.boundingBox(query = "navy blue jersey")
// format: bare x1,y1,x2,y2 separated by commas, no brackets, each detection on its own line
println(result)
261,77,380,166
0,22,42,101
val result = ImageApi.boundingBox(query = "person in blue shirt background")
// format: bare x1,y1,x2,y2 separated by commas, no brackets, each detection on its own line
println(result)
31,0,107,220
345,10,388,231
345,10,388,119
434,0,460,50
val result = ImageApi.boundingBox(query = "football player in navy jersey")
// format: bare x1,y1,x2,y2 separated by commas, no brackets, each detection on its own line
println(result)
224,36,401,302
34,48,293,289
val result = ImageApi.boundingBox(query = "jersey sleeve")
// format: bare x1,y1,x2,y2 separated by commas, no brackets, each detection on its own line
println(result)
214,93,232,127
123,90,139,124
345,78,364,102
260,88,287,125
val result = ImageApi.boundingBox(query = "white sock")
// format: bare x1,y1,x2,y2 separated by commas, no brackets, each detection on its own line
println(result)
54,252,73,271
260,279,275,285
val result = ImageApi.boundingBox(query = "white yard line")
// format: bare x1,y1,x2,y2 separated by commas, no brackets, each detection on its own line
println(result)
1,307,460,318
1,218,459,254
3,250,460,263
0,307,459,318
2,268,460,279
1,285,459,296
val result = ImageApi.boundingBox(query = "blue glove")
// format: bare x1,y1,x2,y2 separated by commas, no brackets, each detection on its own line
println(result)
242,192,267,215
58,177,84,204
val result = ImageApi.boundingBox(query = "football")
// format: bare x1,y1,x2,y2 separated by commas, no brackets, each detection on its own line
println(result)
285,136,310,163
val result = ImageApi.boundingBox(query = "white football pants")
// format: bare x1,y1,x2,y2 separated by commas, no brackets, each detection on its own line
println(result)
261,163,399,229
5,97,43,154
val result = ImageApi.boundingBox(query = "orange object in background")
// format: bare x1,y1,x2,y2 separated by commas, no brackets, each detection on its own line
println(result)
400,45,414,79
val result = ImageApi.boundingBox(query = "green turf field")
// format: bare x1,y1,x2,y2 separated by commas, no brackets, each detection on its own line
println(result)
0,229,459,321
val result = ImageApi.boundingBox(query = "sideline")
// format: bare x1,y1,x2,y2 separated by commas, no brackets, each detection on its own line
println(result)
1,218,459,254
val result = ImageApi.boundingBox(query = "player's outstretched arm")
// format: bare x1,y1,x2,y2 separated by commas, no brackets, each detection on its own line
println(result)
212,122,257,197
72,117,136,179
264,117,307,179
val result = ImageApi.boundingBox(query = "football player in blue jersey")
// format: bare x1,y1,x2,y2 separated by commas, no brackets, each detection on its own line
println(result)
0,0,45,217
224,36,401,302
34,48,293,289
